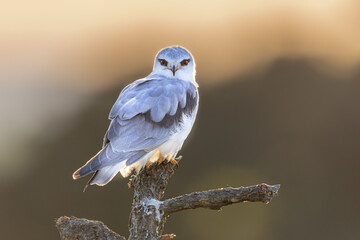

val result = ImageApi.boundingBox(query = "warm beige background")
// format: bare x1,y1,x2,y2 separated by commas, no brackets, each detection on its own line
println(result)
0,1,359,239
1,0,360,87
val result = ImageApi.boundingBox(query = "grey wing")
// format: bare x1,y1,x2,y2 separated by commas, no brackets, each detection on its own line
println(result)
107,78,198,161
74,78,198,178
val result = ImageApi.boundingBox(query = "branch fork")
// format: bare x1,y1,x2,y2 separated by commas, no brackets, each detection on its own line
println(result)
57,159,280,240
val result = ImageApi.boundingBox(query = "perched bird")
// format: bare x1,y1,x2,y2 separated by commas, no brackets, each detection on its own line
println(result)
73,46,199,189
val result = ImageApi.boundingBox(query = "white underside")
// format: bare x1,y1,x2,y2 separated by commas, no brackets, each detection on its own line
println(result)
120,113,195,177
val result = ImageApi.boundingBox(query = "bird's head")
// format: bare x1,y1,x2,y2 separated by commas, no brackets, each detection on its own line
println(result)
152,46,196,83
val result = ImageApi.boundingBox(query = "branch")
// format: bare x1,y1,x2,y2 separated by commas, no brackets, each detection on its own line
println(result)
56,216,126,240
57,161,280,239
127,159,179,240
161,183,280,215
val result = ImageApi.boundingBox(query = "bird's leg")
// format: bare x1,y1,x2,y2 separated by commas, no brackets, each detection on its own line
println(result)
146,160,155,170
146,149,163,170
170,156,182,169
169,158,178,165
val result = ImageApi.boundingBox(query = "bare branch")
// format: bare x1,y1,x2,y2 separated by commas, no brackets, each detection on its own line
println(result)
127,159,179,240
161,183,280,215
57,161,280,240
56,216,126,240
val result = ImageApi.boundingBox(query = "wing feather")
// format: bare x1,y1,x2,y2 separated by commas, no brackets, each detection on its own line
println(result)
74,77,198,179
108,77,197,156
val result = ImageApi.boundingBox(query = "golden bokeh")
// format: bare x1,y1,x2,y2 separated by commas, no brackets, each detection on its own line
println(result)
0,1,359,239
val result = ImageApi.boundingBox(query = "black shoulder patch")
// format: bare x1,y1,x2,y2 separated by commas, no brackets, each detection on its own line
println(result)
145,90,198,128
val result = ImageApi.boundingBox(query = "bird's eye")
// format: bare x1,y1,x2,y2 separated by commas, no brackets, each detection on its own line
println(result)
159,59,168,66
181,59,190,66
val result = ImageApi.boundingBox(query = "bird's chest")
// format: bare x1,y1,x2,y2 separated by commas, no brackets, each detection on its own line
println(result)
158,113,195,158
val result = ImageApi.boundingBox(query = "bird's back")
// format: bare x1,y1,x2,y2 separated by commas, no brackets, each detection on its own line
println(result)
73,77,198,187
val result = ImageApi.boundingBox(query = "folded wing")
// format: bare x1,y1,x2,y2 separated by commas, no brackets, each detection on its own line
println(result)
73,77,198,184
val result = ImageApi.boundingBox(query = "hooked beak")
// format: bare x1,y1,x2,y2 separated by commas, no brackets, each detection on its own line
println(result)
170,65,179,76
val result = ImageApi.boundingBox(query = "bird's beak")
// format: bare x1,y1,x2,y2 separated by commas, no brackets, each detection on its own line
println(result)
170,65,179,76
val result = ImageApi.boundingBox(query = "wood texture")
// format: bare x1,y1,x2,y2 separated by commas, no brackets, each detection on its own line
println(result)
56,159,280,240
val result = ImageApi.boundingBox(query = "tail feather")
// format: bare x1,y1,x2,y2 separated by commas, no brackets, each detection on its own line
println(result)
72,145,149,190
72,149,103,180
86,161,126,186
83,171,99,192
72,144,127,180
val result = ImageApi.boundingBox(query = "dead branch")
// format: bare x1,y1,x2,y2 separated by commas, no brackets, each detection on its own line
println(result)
57,160,280,240
127,159,178,240
161,183,280,215
56,216,126,240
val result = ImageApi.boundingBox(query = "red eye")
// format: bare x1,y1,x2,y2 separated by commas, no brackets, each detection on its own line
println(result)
181,59,190,66
159,59,168,66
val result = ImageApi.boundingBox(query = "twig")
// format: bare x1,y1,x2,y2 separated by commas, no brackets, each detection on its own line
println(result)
157,234,176,240
161,184,280,215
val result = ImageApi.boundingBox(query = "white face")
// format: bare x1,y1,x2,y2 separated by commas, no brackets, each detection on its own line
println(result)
152,46,196,82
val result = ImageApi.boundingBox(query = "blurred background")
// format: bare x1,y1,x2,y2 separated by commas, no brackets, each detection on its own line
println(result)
1,0,360,239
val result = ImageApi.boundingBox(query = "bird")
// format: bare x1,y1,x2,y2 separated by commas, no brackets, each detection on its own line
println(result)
72,46,199,190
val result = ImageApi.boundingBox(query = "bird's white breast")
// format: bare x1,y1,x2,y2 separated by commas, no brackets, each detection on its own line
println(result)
158,113,195,157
